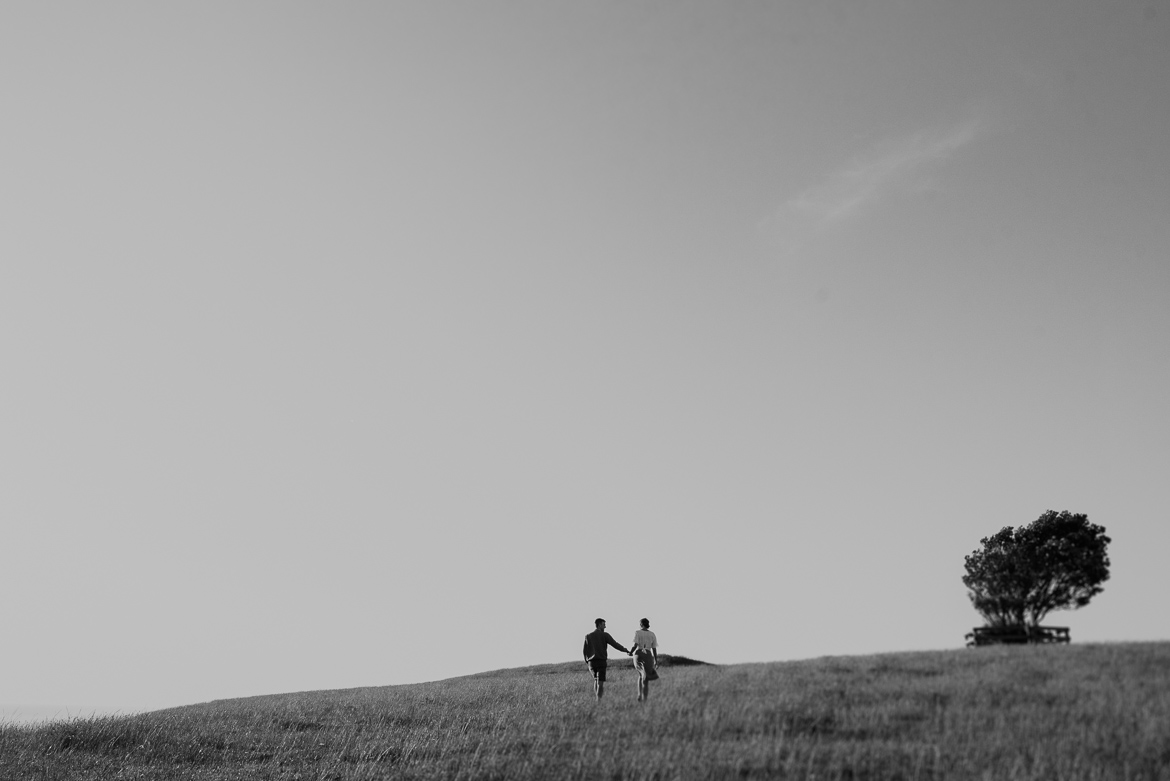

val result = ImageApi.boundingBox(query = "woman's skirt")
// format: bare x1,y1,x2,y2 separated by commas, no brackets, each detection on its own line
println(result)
633,649,659,681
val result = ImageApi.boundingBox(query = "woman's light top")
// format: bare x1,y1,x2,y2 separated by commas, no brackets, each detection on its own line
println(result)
632,629,658,649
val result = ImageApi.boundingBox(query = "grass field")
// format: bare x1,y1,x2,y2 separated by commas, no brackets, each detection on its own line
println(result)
2,643,1168,780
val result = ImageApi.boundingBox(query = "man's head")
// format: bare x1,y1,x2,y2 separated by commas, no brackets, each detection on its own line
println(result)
595,618,606,629
640,618,650,629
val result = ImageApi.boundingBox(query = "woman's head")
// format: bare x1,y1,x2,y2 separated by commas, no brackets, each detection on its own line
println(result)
640,618,650,629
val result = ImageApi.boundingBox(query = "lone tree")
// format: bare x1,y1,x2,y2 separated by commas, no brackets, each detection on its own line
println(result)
962,510,1111,628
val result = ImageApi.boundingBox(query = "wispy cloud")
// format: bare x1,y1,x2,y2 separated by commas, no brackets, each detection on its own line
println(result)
786,120,984,227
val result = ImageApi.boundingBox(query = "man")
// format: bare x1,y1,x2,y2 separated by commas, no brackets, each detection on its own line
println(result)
582,617,631,700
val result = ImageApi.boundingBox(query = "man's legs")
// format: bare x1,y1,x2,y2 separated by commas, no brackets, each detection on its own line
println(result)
592,664,606,700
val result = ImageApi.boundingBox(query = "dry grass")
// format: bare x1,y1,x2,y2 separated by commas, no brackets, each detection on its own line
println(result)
2,644,1168,780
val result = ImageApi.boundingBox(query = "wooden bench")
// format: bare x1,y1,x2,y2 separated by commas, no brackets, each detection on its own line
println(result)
966,625,1070,647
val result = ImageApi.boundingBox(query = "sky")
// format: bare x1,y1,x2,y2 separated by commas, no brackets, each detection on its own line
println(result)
2,0,1168,722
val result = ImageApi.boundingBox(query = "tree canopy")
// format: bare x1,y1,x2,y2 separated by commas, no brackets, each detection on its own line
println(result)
962,510,1111,628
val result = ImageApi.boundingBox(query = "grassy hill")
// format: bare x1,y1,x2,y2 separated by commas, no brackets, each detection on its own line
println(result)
2,644,1167,780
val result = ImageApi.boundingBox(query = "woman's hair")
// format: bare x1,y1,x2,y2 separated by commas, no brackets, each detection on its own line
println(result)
640,618,650,628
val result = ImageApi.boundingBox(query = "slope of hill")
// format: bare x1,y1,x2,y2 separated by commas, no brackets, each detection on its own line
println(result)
2,643,1167,780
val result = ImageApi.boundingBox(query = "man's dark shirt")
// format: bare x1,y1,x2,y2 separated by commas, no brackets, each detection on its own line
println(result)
583,630,629,663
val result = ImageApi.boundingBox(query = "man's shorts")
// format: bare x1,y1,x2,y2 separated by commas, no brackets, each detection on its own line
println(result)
588,659,607,682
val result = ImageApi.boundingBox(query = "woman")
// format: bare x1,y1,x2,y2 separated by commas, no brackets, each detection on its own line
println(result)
630,617,659,701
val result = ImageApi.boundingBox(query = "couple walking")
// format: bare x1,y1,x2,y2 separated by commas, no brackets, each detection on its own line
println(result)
582,617,659,701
